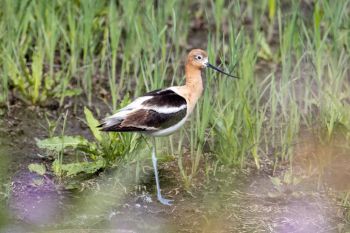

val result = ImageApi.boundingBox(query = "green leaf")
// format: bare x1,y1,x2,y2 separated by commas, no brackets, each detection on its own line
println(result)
292,176,302,185
31,48,44,104
84,107,102,142
32,178,44,186
258,35,273,60
268,191,282,198
119,93,131,108
52,160,62,176
28,163,46,176
36,136,89,152
270,176,282,187
52,158,105,177
283,171,292,185
268,0,276,22
54,88,82,98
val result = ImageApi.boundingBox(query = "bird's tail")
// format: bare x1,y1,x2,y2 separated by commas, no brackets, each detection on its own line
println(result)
97,116,123,132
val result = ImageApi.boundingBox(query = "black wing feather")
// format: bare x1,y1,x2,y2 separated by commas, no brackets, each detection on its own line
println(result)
99,89,187,132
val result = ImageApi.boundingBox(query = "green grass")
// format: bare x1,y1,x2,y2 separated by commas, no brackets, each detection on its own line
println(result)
1,0,350,188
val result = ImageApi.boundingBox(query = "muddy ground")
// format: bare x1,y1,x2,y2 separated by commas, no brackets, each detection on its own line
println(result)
0,103,350,233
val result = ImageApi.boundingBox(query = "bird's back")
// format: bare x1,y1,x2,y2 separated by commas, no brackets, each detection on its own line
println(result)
98,88,188,135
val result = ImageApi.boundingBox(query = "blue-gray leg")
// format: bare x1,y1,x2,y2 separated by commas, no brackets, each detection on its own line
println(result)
151,138,173,206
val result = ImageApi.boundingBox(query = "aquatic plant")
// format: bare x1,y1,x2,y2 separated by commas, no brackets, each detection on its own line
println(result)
36,105,141,177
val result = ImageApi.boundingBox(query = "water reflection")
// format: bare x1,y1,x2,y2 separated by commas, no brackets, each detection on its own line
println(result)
1,126,350,232
9,171,61,225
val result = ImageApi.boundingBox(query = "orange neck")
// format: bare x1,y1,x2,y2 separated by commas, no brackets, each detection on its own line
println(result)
185,64,203,90
183,64,203,112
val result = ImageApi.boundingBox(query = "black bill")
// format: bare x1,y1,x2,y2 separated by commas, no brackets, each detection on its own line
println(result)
206,63,239,79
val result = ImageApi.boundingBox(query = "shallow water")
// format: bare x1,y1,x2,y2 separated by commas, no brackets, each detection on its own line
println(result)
0,107,350,233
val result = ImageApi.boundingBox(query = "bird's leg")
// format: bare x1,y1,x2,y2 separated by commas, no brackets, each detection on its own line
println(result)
151,137,173,206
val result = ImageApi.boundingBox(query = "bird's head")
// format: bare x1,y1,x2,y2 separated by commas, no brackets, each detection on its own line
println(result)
187,49,209,69
187,49,239,79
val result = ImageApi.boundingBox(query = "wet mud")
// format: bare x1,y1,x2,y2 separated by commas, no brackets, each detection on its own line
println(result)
0,106,350,233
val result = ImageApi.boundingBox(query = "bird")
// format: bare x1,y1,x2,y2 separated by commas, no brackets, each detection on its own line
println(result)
98,49,238,205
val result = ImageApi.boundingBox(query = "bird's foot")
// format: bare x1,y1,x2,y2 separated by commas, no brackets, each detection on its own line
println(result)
158,195,173,206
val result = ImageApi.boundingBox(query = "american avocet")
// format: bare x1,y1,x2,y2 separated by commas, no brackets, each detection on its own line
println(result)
99,49,238,205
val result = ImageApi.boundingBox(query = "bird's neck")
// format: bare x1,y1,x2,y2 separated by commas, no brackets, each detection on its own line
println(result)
184,64,203,112
185,64,203,90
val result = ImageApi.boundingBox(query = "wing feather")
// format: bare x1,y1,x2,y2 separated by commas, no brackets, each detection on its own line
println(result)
99,88,187,132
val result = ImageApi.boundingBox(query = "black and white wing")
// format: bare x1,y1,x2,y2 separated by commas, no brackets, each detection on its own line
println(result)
98,88,187,133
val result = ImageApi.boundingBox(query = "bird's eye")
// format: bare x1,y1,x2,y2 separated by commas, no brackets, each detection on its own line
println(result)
196,55,202,60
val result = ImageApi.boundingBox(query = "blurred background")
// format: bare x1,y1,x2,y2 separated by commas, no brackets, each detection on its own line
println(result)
0,0,350,232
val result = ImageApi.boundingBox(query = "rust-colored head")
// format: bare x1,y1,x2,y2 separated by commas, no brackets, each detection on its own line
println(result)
186,49,209,69
186,48,239,79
